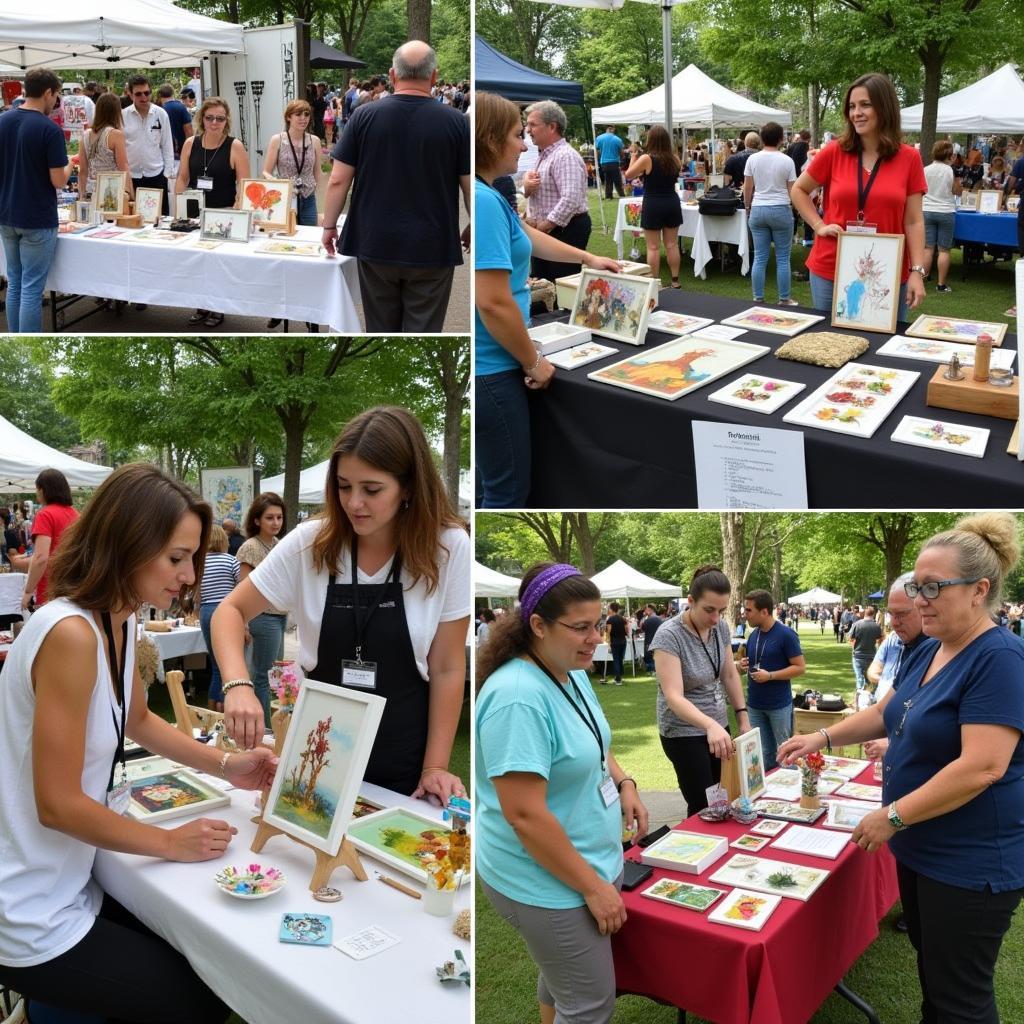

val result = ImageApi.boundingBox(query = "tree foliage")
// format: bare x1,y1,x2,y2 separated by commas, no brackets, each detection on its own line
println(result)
0,350,80,454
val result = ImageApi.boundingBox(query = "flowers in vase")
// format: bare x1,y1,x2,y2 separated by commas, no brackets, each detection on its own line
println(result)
799,751,825,796
270,660,302,709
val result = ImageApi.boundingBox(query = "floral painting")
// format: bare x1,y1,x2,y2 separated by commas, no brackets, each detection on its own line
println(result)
736,728,766,801
200,467,254,523
905,314,1007,347
646,311,714,336
241,178,293,227
708,888,782,930
126,768,229,823
623,201,643,228
832,232,904,333
891,416,990,459
570,270,658,344
710,854,830,902
720,306,824,337
876,335,1016,369
347,806,462,884
707,374,805,415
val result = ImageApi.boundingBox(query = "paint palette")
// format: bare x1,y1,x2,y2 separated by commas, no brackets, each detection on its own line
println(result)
214,863,286,900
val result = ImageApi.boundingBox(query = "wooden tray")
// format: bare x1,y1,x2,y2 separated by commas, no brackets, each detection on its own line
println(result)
926,366,1019,420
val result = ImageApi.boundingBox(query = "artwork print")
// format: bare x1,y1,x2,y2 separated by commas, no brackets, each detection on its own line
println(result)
352,795,385,819
241,178,293,229
832,232,904,334
546,342,618,370
646,311,714,336
820,755,870,779
623,201,643,228
905,315,1008,347
200,467,254,523
824,799,876,831
752,799,826,823
707,374,806,415
639,830,728,874
570,270,658,345
200,208,252,243
977,189,1003,214
347,806,461,884
588,337,770,401
731,833,771,852
709,853,830,902
264,680,385,855
640,878,725,912
127,768,229,823
836,782,883,802
707,888,783,931
891,416,990,459
876,335,1016,369
736,728,766,801
280,912,332,946
720,306,824,337
95,171,128,216
257,240,323,257
134,188,163,225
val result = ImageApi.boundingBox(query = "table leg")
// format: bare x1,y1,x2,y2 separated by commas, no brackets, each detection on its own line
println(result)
833,979,881,1024
676,1010,687,1024
50,289,58,332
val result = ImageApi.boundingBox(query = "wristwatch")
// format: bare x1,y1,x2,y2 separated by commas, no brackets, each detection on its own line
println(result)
887,801,908,831
909,264,927,277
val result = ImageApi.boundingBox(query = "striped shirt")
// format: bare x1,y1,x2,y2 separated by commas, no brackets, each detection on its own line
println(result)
200,552,239,604
527,138,588,227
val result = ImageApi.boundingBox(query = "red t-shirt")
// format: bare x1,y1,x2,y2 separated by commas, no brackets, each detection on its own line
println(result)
806,141,927,283
31,503,78,605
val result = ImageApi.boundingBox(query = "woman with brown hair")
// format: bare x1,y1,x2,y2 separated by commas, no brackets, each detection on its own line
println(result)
262,99,323,228
623,125,684,285
0,464,275,1022
78,92,133,204
790,72,928,320
215,406,471,802
922,139,961,294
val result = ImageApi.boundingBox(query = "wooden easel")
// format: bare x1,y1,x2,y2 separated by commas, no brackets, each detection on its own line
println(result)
165,669,234,750
720,756,741,802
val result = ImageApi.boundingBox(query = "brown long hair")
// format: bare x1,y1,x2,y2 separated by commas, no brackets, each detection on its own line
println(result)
476,562,601,685
475,91,521,175
48,463,211,611
645,125,681,177
311,407,463,593
837,73,902,160
244,492,286,538
90,92,124,135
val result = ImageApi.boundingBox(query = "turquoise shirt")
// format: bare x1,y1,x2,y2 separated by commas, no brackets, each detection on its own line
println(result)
476,659,622,908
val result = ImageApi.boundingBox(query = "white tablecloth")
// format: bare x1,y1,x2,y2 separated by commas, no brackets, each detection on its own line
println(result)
0,224,362,332
0,573,27,616
94,781,470,1024
146,625,208,661
613,198,749,278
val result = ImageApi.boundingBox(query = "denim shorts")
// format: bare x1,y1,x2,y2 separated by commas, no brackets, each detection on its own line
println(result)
924,210,955,250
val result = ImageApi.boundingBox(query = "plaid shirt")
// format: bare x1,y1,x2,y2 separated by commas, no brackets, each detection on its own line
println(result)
527,137,588,227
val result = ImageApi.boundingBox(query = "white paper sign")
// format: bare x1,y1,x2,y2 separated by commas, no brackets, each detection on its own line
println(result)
334,925,401,960
692,421,808,509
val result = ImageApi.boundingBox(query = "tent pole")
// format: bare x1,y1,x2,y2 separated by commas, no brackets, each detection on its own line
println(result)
593,115,607,233
661,2,673,133
710,116,716,179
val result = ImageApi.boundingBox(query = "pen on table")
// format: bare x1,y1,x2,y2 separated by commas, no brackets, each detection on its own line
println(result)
375,871,421,899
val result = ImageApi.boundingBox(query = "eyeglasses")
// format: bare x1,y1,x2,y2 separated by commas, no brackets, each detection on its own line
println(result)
554,620,601,637
204,114,228,123
903,576,981,600
133,91,151,98
888,610,914,621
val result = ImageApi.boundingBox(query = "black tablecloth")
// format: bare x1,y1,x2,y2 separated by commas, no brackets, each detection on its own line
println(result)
528,290,1023,507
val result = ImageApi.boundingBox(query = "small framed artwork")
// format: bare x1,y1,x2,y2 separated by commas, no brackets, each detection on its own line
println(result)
646,310,715,336
640,878,725,912
719,306,824,337
735,728,766,801
200,207,253,244
126,767,230,823
95,171,128,216
752,798,826,824
346,805,466,885
875,335,1016,370
749,818,788,837
977,189,1003,214
134,187,163,225
263,679,385,856
959,190,978,211
352,794,386,819
905,314,1007,347
823,799,876,832
707,888,782,931
706,374,806,415
546,342,619,370
639,830,729,874
241,178,294,231
76,200,92,224
709,853,830,902
570,269,658,345
831,231,905,334
890,415,990,459
835,781,883,802
199,466,254,523
175,188,206,219
1008,196,1021,213
730,833,772,852
257,240,324,258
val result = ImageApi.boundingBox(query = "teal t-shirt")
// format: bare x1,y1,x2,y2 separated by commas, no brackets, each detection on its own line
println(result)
475,658,622,908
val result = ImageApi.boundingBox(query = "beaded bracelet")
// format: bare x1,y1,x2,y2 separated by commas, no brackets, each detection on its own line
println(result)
222,679,255,694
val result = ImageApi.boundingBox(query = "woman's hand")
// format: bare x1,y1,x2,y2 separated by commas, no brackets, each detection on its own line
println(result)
776,731,826,766
163,817,238,862
736,710,751,736
906,272,927,310
524,355,555,390
223,686,265,750
620,783,649,843
748,669,771,684
706,721,735,761
583,879,627,935
864,738,889,760
814,221,842,239
412,767,466,807
582,254,623,274
224,747,278,791
851,807,896,852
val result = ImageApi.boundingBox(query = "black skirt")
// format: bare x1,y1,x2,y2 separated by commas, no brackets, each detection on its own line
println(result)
641,192,683,230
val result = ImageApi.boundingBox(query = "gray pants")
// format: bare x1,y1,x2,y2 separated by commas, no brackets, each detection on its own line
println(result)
482,877,621,1024
356,259,455,332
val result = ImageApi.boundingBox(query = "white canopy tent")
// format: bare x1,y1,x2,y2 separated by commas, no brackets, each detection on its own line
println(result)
0,414,113,490
474,562,521,600
0,1,244,70
260,459,329,506
901,64,1024,134
787,586,842,606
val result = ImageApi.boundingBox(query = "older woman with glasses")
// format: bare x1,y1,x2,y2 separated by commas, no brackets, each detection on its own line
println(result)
779,512,1024,1024
476,562,648,1024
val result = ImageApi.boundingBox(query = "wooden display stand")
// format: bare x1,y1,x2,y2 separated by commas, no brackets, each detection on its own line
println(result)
257,208,298,235
114,213,143,228
1009,420,1020,456
926,366,1019,420
165,669,232,748
720,755,742,802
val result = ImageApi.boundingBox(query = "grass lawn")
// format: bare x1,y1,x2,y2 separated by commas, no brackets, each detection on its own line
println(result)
475,626,1024,1023
584,189,1018,326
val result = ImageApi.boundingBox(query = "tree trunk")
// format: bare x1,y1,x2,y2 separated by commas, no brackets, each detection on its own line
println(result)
809,81,820,148
720,513,744,630
918,41,945,168
771,541,783,604
515,512,574,564
570,514,598,576
407,0,431,43
280,411,307,531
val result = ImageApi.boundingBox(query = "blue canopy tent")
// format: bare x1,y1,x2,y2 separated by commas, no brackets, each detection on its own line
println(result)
474,35,584,106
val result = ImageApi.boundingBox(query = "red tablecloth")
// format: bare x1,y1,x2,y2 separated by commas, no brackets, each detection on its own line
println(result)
613,766,898,1024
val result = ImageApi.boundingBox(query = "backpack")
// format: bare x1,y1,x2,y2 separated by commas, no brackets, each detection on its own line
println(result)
698,185,742,216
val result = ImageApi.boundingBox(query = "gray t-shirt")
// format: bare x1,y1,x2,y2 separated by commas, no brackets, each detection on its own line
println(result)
650,615,731,737
850,618,882,659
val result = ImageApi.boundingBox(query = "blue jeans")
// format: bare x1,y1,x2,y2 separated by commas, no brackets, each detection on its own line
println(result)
248,613,286,727
748,205,794,301
296,192,318,227
199,602,224,703
748,704,793,770
476,368,531,508
809,271,909,325
852,654,873,691
0,225,58,333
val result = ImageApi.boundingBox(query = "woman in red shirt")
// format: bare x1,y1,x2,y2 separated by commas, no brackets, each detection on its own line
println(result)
791,73,927,322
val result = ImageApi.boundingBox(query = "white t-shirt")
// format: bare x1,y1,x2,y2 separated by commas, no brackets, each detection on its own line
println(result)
923,160,956,214
744,149,796,207
250,520,471,680
0,600,136,967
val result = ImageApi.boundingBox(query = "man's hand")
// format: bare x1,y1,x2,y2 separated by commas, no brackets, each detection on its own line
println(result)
523,170,541,197
322,225,338,257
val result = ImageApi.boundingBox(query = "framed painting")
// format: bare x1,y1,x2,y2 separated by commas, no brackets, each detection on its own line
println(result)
1008,196,1021,213
199,466,254,523
257,240,323,257
640,878,725,912
241,178,294,230
823,799,876,832
352,794,386,819
751,799,826,824
820,755,870,779
175,189,206,219
95,171,128,216
128,229,190,245
76,200,93,224
646,310,715,336
959,191,978,211
735,728,766,801
707,374,806,415
875,335,1016,370
831,231,904,334
835,781,883,802
346,805,466,885
782,362,920,438
707,888,782,931
977,189,1003,214
639,830,729,874
905,314,1007,347
569,269,658,345
719,306,824,337
134,188,163,225
891,415,990,459
200,208,252,244
546,342,618,370
263,679,385,856
126,767,230,824
623,200,643,228
709,853,830,902
587,336,770,401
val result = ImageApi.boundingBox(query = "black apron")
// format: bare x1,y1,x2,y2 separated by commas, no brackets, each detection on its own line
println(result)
308,541,427,795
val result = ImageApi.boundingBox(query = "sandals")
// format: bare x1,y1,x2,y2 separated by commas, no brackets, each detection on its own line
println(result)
670,277,682,289
204,312,225,328
188,309,210,324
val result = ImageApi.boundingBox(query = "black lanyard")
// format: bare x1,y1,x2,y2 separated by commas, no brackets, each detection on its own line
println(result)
349,535,401,663
750,626,768,673
857,149,884,222
286,131,308,180
100,611,128,793
688,613,721,679
528,651,605,772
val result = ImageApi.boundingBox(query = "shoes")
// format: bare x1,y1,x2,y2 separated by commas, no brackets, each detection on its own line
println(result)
778,298,801,306
753,297,765,302
189,309,210,324
1005,307,1017,317
204,312,225,328
936,284,952,293
895,916,908,933
614,679,623,686
671,277,681,289
793,270,809,281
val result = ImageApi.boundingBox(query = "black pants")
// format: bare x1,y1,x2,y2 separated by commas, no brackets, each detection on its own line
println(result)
531,212,592,287
0,894,230,1024
660,732,721,814
599,163,624,199
897,861,1023,1024
130,174,169,215
610,642,626,681
356,260,455,332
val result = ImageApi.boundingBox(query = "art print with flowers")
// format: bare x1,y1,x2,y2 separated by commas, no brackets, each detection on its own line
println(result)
831,232,905,334
707,374,806,414
240,178,294,230
570,269,658,345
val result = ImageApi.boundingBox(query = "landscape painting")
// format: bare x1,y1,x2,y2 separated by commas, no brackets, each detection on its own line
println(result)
347,806,463,885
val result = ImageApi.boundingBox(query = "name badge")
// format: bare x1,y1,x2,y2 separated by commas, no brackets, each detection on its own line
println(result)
599,775,619,808
845,221,877,234
107,764,131,815
197,176,214,191
342,659,377,690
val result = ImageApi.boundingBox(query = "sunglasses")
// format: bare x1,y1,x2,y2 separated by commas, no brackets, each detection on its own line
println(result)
133,90,151,98
204,114,227,123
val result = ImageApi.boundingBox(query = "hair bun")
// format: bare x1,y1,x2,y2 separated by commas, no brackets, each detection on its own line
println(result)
956,512,1021,574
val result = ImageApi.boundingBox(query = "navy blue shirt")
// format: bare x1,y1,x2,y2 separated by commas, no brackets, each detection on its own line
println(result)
746,620,802,710
883,629,1024,892
0,108,67,229
161,99,192,158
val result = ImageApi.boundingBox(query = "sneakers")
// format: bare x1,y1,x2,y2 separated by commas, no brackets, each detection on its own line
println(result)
1006,307,1017,318
614,680,623,686
936,284,952,293
778,298,801,306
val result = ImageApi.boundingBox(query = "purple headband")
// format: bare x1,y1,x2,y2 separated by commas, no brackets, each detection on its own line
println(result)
521,564,582,622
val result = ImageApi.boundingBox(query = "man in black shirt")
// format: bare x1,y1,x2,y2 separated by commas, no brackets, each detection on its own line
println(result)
605,601,628,685
641,603,663,673
722,132,761,187
322,41,470,332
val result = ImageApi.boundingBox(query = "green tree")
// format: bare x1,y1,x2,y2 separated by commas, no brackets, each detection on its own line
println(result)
0,350,80,454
